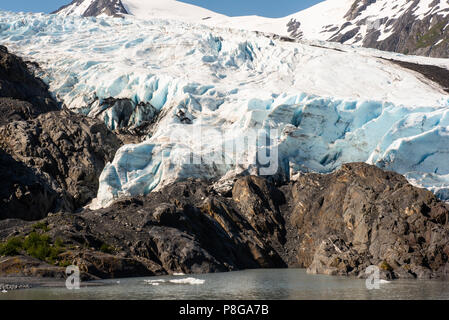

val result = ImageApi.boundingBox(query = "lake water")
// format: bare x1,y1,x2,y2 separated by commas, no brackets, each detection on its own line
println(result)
2,269,449,300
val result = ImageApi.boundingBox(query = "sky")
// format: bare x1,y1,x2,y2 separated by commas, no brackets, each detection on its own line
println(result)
0,0,323,18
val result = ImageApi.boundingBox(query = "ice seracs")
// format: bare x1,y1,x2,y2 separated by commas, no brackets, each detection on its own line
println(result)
1,11,449,208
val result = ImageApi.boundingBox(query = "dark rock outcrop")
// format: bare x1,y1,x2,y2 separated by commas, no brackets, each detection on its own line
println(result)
282,163,449,279
0,178,286,278
0,149,58,221
232,176,286,249
362,6,449,58
0,47,123,219
385,58,449,94
0,110,122,212
0,255,67,279
2,163,449,280
0,46,58,125
340,0,449,58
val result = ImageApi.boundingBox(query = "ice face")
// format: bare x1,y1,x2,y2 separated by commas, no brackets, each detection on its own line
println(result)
1,11,449,207
91,94,449,208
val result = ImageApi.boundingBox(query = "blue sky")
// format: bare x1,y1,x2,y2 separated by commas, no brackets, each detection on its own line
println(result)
0,0,323,18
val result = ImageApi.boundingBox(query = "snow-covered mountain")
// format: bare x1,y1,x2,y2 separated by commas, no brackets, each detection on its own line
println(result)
53,0,449,58
286,0,449,58
1,11,449,208
54,0,226,21
54,0,128,17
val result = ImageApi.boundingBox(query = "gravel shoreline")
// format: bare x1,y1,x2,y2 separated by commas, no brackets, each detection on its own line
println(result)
0,283,31,291
0,277,106,292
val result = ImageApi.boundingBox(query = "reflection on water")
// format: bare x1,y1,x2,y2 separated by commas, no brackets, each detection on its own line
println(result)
2,269,449,300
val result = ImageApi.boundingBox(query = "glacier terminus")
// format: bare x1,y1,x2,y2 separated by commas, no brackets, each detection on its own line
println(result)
1,10,449,208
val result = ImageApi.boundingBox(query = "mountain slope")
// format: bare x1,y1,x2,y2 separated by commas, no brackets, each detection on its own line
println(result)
54,0,128,17
54,0,449,58
54,0,225,21
285,0,449,58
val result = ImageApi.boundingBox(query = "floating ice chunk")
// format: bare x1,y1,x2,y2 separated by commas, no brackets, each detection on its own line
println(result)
169,277,205,285
144,279,166,286
144,277,205,285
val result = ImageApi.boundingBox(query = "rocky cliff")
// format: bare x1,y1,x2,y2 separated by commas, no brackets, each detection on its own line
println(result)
0,47,123,219
2,163,449,280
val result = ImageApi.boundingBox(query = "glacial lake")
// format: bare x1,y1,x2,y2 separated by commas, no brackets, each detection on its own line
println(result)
2,269,449,300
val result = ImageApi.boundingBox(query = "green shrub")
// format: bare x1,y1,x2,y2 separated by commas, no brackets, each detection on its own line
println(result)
416,21,447,49
379,261,393,272
100,243,114,254
0,237,24,256
31,222,49,232
23,232,62,263
0,233,67,265
54,238,64,248
58,260,72,268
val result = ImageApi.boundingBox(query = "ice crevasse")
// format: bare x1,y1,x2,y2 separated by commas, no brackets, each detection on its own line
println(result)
1,11,449,208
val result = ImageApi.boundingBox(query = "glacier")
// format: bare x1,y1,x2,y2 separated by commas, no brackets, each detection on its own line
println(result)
1,11,449,207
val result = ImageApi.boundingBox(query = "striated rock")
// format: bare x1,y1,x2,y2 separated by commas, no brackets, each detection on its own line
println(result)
306,237,366,277
0,255,66,279
232,176,286,248
0,110,123,214
0,255,97,281
283,163,449,279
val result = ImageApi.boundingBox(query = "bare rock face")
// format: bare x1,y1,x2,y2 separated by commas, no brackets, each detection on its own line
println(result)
362,8,449,58
341,0,449,58
0,110,123,213
0,47,123,219
2,163,449,279
5,179,286,277
0,46,58,125
0,256,67,278
0,149,58,220
282,163,449,279
306,237,364,276
287,0,449,58
232,176,286,249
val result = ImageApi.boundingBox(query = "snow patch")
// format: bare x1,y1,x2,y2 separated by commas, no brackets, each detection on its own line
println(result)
144,277,205,285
